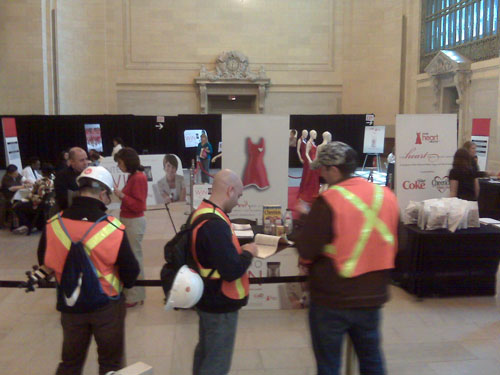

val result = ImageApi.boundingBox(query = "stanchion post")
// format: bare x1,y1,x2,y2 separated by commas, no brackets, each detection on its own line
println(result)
189,158,195,213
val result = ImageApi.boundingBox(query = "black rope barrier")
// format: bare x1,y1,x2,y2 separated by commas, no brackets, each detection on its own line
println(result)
0,276,308,290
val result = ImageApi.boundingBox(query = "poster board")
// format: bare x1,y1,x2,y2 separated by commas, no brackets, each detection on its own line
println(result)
395,114,457,211
2,117,22,170
84,124,103,153
222,115,289,224
101,154,186,208
471,118,490,171
363,126,385,154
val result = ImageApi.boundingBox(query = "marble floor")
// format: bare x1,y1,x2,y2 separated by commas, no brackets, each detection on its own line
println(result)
1,202,500,375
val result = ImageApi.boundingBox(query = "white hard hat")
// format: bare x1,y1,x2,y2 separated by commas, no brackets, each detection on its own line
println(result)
164,265,204,311
77,166,114,192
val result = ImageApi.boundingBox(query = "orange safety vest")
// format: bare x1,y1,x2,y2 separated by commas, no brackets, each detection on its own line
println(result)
44,214,125,297
321,177,399,278
190,201,250,300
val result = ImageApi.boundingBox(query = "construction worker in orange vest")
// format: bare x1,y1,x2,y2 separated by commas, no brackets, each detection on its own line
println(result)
296,142,399,375
190,169,258,375
37,166,139,375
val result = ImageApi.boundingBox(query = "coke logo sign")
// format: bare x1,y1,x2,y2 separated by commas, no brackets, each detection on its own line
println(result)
402,179,426,190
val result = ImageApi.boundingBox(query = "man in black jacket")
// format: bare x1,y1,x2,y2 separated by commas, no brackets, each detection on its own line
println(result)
38,166,139,375
190,169,257,375
54,147,89,210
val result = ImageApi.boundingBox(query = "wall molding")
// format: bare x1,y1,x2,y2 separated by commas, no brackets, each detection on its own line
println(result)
122,0,336,72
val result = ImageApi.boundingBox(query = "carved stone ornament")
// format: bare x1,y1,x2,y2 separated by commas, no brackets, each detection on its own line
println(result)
424,50,471,76
204,51,264,81
195,51,271,114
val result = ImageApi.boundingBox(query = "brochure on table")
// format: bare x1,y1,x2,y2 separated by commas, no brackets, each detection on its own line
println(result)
395,114,457,211
101,154,185,208
222,115,289,224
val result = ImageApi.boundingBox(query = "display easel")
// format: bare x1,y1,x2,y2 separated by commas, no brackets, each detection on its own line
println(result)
361,154,381,173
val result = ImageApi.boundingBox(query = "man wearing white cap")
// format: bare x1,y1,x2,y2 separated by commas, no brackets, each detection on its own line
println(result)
37,166,139,375
296,142,399,375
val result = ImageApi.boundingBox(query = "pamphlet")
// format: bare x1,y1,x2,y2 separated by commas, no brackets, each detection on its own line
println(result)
232,223,254,238
479,218,500,225
254,234,294,259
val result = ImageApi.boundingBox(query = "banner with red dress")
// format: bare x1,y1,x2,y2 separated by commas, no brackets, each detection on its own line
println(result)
222,115,289,223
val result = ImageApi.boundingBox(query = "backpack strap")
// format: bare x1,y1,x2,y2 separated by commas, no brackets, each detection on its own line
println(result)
56,214,109,244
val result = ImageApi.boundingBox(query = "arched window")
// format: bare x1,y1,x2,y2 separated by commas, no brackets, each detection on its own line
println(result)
421,0,499,71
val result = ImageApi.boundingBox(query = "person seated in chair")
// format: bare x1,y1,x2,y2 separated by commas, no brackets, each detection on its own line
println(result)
13,164,55,235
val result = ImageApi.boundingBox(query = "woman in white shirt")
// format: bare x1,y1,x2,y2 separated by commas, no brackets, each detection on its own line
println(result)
111,137,123,159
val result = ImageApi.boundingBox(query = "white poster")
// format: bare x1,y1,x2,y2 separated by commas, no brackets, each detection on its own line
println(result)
363,126,386,154
245,248,305,310
84,124,103,153
471,135,489,171
101,154,186,208
184,129,205,148
222,115,289,224
395,114,457,211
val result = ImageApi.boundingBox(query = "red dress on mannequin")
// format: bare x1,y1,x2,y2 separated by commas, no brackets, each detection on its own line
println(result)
299,142,320,203
242,137,270,189
298,138,308,195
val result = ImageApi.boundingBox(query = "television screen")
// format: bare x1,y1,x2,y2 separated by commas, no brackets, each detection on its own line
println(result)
184,129,205,148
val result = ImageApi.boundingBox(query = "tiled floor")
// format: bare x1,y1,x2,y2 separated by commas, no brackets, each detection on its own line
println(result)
1,202,500,374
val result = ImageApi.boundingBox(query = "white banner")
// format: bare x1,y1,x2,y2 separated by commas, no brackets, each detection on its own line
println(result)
245,248,304,310
222,115,289,224
395,114,457,211
363,126,385,154
471,135,489,171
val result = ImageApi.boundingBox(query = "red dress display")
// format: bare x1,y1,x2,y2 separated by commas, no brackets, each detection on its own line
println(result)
242,137,270,190
298,142,320,203
298,138,308,195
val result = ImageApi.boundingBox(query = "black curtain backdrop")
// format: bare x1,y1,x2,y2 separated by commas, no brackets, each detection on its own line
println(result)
2,114,366,170
0,115,178,168
176,114,222,169
289,115,367,168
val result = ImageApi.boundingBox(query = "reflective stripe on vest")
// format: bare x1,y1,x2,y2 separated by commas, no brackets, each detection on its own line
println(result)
190,205,248,300
326,184,395,278
48,216,123,295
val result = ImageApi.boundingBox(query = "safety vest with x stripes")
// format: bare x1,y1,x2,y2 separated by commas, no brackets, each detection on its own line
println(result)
321,177,399,278
190,201,249,300
44,214,125,297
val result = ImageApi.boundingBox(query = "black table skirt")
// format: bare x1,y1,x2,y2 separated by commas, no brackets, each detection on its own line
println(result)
392,224,500,298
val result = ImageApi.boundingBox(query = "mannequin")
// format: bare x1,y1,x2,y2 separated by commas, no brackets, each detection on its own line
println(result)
298,130,320,204
317,131,332,154
296,129,308,164
305,130,318,164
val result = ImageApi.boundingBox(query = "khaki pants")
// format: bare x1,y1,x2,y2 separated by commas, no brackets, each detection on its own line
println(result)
56,298,126,375
121,216,146,303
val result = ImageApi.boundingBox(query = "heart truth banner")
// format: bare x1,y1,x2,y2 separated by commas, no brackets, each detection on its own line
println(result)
395,114,457,211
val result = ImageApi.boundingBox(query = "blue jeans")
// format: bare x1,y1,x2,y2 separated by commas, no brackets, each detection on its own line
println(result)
309,302,385,375
193,310,238,375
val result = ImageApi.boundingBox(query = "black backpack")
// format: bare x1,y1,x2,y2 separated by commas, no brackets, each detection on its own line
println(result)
160,212,220,298
57,214,119,310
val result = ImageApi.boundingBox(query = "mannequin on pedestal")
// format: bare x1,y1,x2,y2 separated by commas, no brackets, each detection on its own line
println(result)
296,129,308,164
299,130,320,203
297,130,309,196
317,131,332,154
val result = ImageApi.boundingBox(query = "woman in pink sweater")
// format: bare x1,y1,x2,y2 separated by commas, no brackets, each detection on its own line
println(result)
114,147,148,307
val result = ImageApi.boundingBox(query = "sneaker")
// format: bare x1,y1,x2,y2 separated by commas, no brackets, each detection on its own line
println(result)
13,225,28,235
